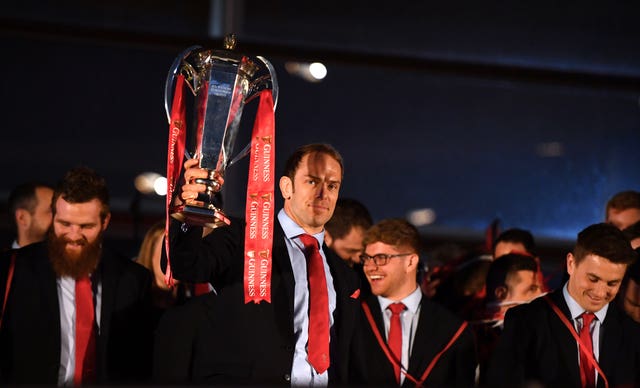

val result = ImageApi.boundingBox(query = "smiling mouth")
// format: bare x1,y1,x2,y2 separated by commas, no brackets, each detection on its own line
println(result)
66,241,86,249
587,295,604,304
368,275,384,281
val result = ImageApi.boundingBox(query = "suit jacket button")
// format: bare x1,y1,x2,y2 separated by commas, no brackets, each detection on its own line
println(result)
283,373,291,382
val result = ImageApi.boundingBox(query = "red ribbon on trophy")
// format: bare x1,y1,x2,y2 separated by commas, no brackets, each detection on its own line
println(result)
244,89,275,304
164,74,187,287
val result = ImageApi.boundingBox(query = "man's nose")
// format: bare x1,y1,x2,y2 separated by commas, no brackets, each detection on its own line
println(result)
593,282,609,298
65,225,82,238
315,183,327,198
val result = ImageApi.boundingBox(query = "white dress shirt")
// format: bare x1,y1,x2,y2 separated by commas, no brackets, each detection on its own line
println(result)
56,275,102,386
377,287,423,385
277,209,336,387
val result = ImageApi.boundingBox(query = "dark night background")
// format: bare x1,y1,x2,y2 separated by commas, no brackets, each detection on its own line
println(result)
1,1,639,264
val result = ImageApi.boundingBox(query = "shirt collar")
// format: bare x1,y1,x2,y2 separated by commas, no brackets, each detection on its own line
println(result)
277,208,325,245
378,286,422,314
562,282,608,322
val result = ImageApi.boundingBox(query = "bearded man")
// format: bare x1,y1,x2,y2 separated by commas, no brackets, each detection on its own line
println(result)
0,167,153,385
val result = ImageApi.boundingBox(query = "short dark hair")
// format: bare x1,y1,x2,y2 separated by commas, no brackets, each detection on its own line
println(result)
363,218,421,253
325,198,373,240
485,253,538,302
493,228,536,256
52,167,110,221
282,143,344,182
8,182,53,226
626,251,640,284
622,220,640,242
606,190,640,213
573,223,637,265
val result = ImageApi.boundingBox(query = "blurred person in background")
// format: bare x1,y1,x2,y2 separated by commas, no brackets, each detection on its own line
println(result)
605,190,640,230
7,182,54,249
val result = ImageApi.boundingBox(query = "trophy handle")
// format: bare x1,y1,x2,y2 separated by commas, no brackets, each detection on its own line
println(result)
245,55,279,110
164,45,202,124
227,55,278,168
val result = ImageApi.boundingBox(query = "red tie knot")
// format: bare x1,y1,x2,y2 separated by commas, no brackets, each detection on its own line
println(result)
581,312,595,328
388,302,406,316
299,234,319,253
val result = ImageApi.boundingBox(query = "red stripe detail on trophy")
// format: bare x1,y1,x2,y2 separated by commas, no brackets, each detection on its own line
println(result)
164,74,187,287
244,90,275,304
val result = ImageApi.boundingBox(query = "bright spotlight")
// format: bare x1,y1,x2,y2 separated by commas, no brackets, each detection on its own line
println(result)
134,172,166,196
308,62,327,80
284,61,327,83
154,177,168,196
407,208,437,227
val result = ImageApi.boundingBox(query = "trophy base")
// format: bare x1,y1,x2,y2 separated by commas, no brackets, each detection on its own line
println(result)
171,204,232,229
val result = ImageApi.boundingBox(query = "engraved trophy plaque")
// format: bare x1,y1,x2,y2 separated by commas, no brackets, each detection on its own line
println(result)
164,34,278,229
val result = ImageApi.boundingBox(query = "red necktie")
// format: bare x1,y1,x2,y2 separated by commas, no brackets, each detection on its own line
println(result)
193,283,211,296
388,302,406,385
578,312,596,388
75,276,96,385
299,234,330,374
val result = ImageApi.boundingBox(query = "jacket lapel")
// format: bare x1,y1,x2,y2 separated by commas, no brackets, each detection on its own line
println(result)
97,250,118,345
598,303,623,387
271,222,295,339
547,289,582,385
363,294,397,379
405,297,441,382
34,245,62,374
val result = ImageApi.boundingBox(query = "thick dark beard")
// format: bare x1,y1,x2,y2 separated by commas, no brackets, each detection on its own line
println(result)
47,229,102,279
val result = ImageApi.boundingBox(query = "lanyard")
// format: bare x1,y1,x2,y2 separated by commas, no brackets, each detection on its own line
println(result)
361,300,468,387
1,251,16,328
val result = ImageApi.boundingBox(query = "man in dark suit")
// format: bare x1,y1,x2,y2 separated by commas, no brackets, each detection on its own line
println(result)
154,143,360,385
349,218,476,387
487,223,640,387
0,167,153,385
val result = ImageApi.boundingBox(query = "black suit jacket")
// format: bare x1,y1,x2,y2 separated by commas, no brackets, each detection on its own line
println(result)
487,287,640,387
0,241,154,385
348,293,477,387
155,217,361,385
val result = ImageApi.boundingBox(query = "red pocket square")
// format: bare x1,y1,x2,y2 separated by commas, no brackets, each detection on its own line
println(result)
350,289,361,299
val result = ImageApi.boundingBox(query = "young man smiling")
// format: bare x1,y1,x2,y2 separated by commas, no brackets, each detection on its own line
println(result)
348,218,476,387
488,223,640,387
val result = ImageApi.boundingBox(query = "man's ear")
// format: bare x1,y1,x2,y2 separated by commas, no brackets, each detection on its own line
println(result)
406,253,419,272
279,176,292,200
566,252,575,277
102,213,111,230
495,286,508,301
324,230,334,247
15,209,30,228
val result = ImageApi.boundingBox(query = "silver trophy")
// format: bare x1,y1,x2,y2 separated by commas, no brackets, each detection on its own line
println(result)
165,34,278,228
